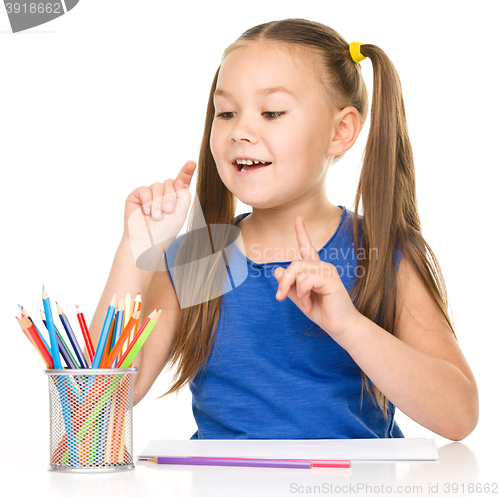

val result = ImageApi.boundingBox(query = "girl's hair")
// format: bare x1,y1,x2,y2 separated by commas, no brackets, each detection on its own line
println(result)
159,18,456,417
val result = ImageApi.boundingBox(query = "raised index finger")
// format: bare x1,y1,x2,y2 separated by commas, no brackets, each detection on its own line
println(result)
174,160,197,191
295,216,320,261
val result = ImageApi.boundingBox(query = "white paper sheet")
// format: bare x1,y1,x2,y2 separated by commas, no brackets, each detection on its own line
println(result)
138,438,439,461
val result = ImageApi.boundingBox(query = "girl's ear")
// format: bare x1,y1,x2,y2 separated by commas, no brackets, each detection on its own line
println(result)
327,106,362,157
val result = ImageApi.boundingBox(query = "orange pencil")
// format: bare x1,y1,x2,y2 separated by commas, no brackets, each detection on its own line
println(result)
100,315,116,368
81,425,94,465
131,293,141,336
115,310,156,368
122,293,141,357
101,311,140,369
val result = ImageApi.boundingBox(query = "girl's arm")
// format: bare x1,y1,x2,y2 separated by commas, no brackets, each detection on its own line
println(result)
130,259,180,406
85,160,196,401
335,255,479,441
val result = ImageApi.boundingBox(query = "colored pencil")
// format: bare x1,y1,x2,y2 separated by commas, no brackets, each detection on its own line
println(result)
116,310,153,366
76,306,95,363
110,299,124,368
101,311,140,369
22,328,48,366
19,305,51,355
130,293,141,338
56,302,89,368
116,310,160,368
92,295,117,368
104,395,117,464
188,456,351,468
122,294,132,344
122,293,141,356
147,456,311,469
100,315,116,367
41,311,78,369
16,317,50,367
81,425,94,465
98,396,112,464
42,285,62,369
18,315,54,368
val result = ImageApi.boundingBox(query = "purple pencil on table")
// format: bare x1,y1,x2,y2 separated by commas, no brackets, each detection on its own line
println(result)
147,456,311,469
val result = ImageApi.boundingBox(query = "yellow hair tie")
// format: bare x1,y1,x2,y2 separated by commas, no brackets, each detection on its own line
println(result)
349,42,366,63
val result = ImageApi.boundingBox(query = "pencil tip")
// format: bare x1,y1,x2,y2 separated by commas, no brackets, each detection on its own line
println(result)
42,284,45,291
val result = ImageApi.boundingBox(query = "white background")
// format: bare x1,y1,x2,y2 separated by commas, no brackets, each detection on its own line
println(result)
1,0,498,470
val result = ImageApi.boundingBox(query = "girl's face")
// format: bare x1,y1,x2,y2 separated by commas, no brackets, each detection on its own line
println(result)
210,41,338,209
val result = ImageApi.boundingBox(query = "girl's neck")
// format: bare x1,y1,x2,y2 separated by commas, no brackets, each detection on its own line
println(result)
236,199,343,264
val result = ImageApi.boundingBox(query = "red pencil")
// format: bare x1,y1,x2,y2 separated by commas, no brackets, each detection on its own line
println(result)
16,317,48,367
76,306,95,363
16,316,54,369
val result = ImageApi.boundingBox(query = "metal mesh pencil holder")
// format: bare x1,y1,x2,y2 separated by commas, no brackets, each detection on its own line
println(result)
45,368,138,473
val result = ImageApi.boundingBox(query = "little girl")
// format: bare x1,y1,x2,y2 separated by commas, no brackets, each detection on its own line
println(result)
89,18,478,441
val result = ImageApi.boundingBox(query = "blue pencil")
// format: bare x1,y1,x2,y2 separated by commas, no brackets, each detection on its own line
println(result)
111,300,124,368
56,302,89,368
42,285,62,369
92,295,117,368
40,311,78,369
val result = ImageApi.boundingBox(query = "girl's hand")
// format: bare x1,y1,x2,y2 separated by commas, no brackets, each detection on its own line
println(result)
274,215,362,339
123,160,197,267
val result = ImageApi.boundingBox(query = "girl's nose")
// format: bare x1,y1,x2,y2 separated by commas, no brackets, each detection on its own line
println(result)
229,115,259,143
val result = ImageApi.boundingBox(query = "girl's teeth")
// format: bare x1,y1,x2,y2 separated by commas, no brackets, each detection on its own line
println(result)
236,159,267,165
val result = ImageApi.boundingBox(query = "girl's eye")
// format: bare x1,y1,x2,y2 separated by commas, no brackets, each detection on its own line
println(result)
216,112,236,120
262,111,285,120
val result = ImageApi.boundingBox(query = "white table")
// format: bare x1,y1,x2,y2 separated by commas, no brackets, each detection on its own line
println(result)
1,438,497,497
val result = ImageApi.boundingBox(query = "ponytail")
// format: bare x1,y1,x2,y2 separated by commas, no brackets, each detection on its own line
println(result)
351,43,456,415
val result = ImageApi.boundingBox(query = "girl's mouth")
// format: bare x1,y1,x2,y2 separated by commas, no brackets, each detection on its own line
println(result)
232,159,272,176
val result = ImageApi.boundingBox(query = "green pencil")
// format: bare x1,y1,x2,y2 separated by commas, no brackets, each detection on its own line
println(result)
118,310,161,368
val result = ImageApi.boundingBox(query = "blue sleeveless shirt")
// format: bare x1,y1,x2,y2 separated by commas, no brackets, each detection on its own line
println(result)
165,205,404,439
